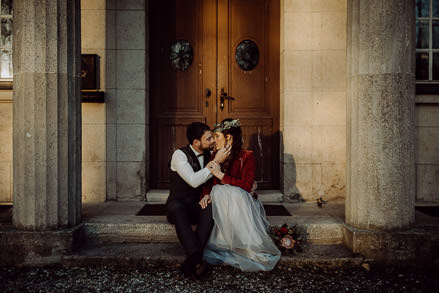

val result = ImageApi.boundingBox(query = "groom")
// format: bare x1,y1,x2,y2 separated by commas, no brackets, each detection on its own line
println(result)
166,122,228,278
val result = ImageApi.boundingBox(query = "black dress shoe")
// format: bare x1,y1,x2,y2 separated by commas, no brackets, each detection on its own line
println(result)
194,261,210,279
180,258,195,277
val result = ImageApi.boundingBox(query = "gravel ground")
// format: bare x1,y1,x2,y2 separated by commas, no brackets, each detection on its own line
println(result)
0,263,438,293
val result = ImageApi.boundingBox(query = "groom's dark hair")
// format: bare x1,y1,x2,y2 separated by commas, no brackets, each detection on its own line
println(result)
187,122,210,144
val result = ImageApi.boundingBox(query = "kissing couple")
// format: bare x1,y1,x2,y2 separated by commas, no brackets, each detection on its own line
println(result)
166,118,281,278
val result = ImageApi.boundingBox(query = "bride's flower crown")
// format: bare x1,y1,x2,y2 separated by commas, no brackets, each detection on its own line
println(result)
213,119,241,132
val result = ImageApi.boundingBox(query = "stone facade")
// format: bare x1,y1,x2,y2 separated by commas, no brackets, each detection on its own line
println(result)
0,0,437,206
0,92,12,202
109,0,148,201
280,0,347,202
81,0,107,202
415,96,439,204
0,0,436,266
80,0,148,202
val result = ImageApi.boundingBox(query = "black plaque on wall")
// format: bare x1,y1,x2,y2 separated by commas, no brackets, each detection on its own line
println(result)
81,54,104,103
81,54,97,89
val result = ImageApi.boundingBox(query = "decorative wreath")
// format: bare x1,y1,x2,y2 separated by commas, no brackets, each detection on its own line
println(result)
169,40,193,71
235,39,259,71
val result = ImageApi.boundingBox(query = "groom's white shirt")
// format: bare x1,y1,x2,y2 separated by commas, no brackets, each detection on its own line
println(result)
170,145,212,188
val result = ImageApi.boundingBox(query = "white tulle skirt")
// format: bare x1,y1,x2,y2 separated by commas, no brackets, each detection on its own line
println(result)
203,184,281,271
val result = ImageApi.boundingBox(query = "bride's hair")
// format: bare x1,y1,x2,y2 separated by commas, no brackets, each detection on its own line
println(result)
221,118,243,169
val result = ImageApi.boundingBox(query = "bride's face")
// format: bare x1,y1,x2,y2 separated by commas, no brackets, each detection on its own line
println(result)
214,131,226,150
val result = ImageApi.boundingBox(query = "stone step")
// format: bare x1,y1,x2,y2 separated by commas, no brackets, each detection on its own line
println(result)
82,202,345,245
146,189,284,203
84,216,344,245
63,242,364,268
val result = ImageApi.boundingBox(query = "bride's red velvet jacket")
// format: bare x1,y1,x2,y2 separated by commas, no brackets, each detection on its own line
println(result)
202,149,257,199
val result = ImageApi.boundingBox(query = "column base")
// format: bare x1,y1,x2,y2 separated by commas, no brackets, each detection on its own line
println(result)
343,224,432,265
0,224,85,266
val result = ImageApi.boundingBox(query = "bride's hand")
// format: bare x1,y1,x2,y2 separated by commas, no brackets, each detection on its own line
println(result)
199,194,211,209
213,145,231,163
207,161,224,180
250,181,257,196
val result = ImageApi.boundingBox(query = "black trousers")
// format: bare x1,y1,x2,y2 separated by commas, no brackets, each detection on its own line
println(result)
166,198,214,257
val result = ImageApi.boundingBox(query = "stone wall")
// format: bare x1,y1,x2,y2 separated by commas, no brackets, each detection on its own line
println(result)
81,0,107,202
415,96,439,204
105,0,148,200
0,91,12,202
81,0,148,202
0,0,437,204
280,0,347,201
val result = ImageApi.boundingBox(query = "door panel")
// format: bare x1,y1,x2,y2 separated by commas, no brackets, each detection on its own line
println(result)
150,0,279,189
217,0,279,189
229,0,266,114
150,0,209,188
152,0,203,115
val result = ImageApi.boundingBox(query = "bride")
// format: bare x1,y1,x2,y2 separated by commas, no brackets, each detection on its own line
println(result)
199,118,280,271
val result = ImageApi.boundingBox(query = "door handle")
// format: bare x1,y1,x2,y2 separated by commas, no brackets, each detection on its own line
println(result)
220,88,235,110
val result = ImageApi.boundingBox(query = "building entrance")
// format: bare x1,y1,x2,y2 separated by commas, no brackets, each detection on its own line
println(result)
150,0,280,189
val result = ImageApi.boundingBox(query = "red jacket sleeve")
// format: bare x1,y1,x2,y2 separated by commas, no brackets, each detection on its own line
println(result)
221,151,256,193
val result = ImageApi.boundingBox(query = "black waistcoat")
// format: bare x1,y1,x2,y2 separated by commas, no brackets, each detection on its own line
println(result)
167,145,211,203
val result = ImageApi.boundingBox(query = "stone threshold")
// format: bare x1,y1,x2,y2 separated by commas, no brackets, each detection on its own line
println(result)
145,189,284,203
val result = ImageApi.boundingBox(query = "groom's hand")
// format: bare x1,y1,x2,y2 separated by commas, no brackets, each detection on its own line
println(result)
199,194,211,209
213,145,231,163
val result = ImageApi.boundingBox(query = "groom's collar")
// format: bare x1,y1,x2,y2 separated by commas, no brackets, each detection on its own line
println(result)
189,144,202,157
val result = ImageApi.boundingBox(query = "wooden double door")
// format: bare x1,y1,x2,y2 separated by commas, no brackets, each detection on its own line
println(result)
150,0,280,189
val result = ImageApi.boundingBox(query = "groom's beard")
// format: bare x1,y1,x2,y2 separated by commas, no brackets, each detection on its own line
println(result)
202,143,215,152
200,145,211,152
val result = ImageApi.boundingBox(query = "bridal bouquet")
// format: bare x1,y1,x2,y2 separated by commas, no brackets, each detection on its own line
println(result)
268,223,303,256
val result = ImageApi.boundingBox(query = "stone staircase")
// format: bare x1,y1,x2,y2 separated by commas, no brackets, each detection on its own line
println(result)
83,191,345,245
67,193,366,267
2,192,437,267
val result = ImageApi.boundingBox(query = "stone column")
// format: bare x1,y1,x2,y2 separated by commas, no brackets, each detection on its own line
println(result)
346,0,415,231
12,0,82,230
344,1,431,263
